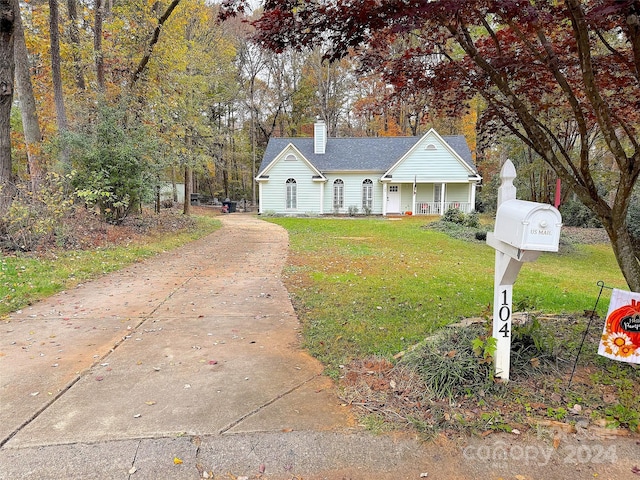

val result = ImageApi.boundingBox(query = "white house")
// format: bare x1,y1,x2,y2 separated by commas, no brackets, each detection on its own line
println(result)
256,121,482,216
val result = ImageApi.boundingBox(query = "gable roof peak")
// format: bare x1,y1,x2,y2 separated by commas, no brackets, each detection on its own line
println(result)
258,130,476,175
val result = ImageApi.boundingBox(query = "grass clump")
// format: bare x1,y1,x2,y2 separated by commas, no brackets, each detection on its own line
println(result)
401,325,494,400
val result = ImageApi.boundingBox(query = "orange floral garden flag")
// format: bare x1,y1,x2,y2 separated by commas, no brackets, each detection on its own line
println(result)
598,289,640,364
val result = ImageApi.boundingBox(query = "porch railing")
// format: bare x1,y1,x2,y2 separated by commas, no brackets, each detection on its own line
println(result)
415,202,472,215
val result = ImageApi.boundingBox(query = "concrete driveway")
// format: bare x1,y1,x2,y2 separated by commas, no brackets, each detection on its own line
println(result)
1,213,637,479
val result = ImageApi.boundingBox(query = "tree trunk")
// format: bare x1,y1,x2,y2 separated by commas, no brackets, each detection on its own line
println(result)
13,0,43,192
155,181,160,213
251,103,256,206
129,0,181,88
49,0,67,134
67,0,86,90
222,166,229,199
171,164,177,202
183,165,191,215
605,218,640,293
93,0,104,91
0,0,14,216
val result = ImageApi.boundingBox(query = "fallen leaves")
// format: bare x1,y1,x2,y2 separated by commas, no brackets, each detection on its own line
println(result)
173,457,183,465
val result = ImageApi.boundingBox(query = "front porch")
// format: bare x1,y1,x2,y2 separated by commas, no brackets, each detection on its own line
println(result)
382,181,477,216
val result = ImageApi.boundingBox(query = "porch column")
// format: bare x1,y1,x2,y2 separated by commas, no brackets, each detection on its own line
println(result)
382,182,388,216
319,182,324,215
258,182,263,214
412,181,416,214
470,182,476,213
440,182,446,215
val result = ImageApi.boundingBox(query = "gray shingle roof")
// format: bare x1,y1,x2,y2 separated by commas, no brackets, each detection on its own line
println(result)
259,134,475,176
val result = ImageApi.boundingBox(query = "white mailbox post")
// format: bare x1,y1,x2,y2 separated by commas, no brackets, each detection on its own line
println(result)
486,160,562,380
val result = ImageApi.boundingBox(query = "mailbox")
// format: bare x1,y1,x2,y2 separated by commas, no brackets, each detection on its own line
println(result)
494,199,562,252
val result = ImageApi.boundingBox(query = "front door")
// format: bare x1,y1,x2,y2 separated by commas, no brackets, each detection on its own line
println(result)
387,185,400,213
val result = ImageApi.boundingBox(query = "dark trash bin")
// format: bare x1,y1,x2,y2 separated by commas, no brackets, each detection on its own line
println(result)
190,193,200,205
223,201,236,213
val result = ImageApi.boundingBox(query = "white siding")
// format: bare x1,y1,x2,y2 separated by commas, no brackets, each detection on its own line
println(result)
412,183,468,203
323,173,384,214
446,183,470,203
314,122,327,154
260,154,322,214
415,184,434,203
388,132,471,182
400,185,413,213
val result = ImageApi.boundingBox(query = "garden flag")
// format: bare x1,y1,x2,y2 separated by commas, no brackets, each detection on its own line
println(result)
598,288,640,364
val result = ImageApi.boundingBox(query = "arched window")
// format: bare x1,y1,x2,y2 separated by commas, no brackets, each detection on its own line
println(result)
362,179,373,210
286,178,297,209
425,143,437,151
285,154,296,162
333,179,344,210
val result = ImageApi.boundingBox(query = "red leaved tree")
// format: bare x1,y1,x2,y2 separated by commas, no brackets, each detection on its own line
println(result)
222,0,640,291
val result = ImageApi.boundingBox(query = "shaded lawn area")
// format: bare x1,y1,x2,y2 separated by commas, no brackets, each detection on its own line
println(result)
268,216,626,375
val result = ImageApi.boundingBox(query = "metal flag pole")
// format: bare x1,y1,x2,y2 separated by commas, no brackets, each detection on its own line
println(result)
567,280,612,388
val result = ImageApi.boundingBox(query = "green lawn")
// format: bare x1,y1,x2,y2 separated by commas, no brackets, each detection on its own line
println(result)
268,216,626,374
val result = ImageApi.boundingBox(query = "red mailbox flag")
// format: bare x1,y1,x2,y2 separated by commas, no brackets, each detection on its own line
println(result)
598,289,640,364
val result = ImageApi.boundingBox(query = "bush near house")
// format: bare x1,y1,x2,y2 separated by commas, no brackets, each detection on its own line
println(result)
425,208,488,242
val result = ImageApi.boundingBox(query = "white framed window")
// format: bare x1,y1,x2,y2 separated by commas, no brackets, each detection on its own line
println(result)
286,178,297,209
362,179,373,210
425,143,437,150
333,179,344,210
285,154,296,162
